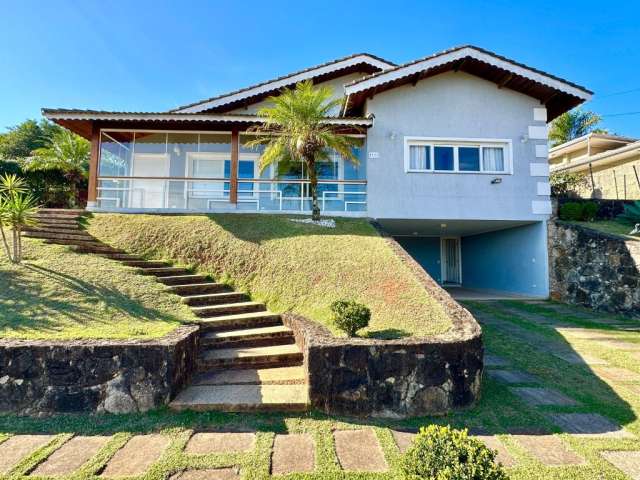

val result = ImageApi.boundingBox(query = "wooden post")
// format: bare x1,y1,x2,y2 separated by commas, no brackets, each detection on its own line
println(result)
230,130,239,204
87,123,100,207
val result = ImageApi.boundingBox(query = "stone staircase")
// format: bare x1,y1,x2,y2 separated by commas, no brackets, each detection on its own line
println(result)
26,209,309,412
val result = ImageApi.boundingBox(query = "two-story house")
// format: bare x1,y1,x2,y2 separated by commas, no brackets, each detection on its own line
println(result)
43,45,592,298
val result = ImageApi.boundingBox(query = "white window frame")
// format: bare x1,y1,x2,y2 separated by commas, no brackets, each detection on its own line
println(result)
404,136,513,175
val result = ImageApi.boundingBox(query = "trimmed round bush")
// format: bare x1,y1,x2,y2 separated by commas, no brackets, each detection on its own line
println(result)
559,202,583,221
400,425,508,480
330,299,371,337
581,201,598,221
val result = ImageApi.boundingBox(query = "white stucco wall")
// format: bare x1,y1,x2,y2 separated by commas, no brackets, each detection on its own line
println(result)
230,72,368,115
365,71,551,221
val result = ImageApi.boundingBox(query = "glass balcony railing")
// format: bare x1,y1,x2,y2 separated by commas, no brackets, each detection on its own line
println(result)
96,177,367,214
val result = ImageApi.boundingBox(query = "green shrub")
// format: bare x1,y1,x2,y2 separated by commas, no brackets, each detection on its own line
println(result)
401,425,507,480
559,202,583,221
581,201,598,221
559,201,598,221
330,299,370,337
617,200,640,225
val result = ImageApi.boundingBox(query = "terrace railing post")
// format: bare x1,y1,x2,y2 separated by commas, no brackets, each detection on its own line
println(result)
87,123,100,208
230,130,239,204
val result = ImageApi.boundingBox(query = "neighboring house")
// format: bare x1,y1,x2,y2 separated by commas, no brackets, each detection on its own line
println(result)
43,45,592,298
550,133,640,199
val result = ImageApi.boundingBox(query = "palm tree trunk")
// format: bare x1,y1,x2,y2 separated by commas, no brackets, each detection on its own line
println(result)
307,157,320,221
0,225,12,262
17,226,22,263
12,227,19,264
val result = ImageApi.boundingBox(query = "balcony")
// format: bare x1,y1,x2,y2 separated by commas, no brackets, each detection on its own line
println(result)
96,177,367,215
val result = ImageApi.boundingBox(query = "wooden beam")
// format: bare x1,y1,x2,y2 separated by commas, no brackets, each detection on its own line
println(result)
87,123,100,207
497,73,513,89
411,72,421,86
541,91,558,105
454,58,467,72
230,130,239,204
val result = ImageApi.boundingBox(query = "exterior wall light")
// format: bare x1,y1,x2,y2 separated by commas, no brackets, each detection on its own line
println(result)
491,178,502,184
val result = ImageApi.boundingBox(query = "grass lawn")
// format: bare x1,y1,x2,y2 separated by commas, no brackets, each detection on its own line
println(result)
568,220,639,241
0,300,638,479
0,239,194,340
86,213,452,339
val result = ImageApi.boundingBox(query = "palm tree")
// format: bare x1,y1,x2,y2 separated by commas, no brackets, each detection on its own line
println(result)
247,80,360,221
0,174,39,263
27,129,90,207
548,109,607,147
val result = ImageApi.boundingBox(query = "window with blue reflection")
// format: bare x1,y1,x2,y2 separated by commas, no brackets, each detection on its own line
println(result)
434,146,454,171
459,147,480,171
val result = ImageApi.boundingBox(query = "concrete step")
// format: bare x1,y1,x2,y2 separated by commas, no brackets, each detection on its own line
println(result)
121,260,169,268
169,384,308,412
48,240,121,252
157,274,209,286
24,231,93,242
181,291,248,307
200,325,294,347
197,344,303,370
139,267,190,277
30,221,80,230
167,282,230,296
34,213,82,221
191,301,265,318
195,311,282,332
99,253,144,261
191,366,306,386
37,208,85,215
24,226,90,236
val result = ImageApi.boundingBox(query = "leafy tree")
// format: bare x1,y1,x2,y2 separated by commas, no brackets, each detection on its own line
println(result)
0,119,62,160
548,109,607,147
27,130,90,207
247,80,360,221
549,171,588,197
0,174,39,263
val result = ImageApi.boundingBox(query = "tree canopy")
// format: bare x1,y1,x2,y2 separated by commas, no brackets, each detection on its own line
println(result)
548,109,607,147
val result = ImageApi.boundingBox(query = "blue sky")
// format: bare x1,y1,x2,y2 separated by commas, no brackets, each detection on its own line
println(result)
1,0,639,136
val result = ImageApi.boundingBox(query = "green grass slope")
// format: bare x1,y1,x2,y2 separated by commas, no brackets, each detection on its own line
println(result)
87,214,452,338
0,239,194,340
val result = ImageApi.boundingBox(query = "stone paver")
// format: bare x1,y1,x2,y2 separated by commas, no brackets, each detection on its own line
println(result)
171,469,239,480
601,451,640,480
487,370,538,384
557,328,612,340
593,366,640,383
474,436,516,467
511,387,578,406
271,434,315,475
185,432,255,455
552,351,608,365
484,354,510,367
548,413,634,439
0,435,55,474
101,434,169,477
31,436,110,476
513,435,584,466
391,430,416,453
333,430,387,472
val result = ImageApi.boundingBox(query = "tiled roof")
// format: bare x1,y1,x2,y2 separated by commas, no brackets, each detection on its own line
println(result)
171,53,395,113
344,45,592,99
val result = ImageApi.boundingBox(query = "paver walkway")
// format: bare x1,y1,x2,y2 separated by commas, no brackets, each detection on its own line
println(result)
271,434,315,475
185,432,255,455
601,451,640,480
31,436,109,476
0,435,55,474
101,434,169,477
333,430,388,472
512,435,585,466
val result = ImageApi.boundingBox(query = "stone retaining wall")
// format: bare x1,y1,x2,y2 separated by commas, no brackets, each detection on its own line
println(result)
0,326,199,415
549,221,640,316
283,227,484,418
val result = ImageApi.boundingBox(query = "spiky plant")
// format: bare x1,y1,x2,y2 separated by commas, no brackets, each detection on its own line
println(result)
0,174,39,263
247,80,360,220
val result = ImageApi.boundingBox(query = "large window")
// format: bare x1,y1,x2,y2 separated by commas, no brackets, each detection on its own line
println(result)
404,137,511,174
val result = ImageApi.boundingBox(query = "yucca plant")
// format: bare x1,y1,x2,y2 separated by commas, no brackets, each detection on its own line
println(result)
0,174,39,263
247,80,360,221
